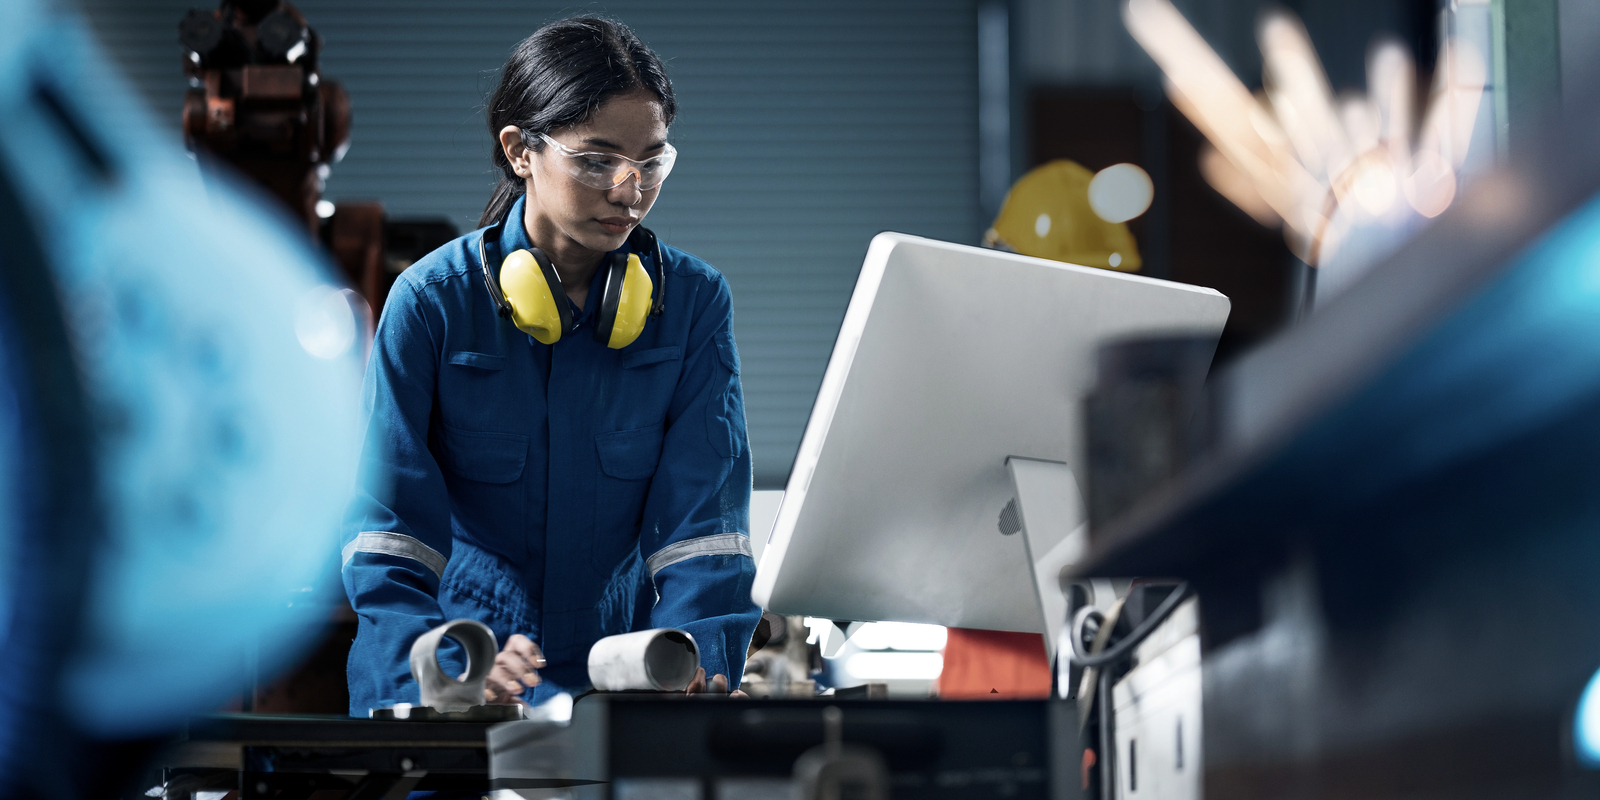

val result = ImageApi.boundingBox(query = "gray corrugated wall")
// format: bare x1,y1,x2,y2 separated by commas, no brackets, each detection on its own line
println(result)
72,0,983,488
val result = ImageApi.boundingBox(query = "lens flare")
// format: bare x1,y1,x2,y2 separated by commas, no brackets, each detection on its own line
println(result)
845,652,944,681
1575,668,1600,767
1122,0,1485,266
1088,163,1155,223
294,285,361,360
1350,159,1397,217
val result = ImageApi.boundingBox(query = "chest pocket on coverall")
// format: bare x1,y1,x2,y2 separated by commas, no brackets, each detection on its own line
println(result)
707,330,746,459
593,423,665,572
439,424,528,549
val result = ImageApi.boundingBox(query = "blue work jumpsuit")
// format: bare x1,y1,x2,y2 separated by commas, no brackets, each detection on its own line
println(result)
342,195,760,714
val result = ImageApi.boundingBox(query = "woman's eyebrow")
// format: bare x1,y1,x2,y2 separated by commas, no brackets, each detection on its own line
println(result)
581,136,668,153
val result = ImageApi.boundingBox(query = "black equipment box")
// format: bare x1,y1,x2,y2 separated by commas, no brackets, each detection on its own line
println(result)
556,696,1082,800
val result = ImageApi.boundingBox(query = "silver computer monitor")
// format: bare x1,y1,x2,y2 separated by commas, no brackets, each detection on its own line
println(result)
751,233,1230,638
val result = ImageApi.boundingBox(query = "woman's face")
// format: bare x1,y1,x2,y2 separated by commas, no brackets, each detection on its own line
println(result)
504,90,669,264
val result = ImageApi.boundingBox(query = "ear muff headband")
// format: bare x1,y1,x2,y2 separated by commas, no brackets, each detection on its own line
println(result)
593,252,626,346
631,226,667,318
478,230,512,317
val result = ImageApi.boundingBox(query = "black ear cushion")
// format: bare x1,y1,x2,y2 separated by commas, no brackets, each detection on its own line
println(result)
592,251,628,345
529,248,572,334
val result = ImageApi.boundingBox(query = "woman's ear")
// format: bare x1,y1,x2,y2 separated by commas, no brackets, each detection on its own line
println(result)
498,126,532,178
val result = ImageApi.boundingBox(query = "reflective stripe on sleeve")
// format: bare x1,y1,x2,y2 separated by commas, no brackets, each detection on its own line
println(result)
645,532,753,577
342,531,447,578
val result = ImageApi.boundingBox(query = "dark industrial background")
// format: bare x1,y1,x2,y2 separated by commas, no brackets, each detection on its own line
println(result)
72,0,1595,487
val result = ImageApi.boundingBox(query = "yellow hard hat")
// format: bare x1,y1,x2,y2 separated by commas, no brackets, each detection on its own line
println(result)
984,160,1142,272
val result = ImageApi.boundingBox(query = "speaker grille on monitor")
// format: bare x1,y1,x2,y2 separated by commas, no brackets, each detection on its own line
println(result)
998,498,1022,536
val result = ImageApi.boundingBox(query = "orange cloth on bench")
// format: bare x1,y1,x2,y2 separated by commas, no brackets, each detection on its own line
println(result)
936,627,1053,699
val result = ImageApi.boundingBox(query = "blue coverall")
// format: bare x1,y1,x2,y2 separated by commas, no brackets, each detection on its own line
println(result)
341,195,761,714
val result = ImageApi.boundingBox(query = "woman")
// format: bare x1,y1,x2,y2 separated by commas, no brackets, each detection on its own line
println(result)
342,16,759,713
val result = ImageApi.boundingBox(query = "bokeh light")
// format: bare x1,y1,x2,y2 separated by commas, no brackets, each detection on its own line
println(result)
1575,667,1600,767
844,652,944,681
1088,163,1155,223
848,622,948,651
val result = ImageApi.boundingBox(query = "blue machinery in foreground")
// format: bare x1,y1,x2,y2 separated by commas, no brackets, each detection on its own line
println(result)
1073,53,1600,798
0,1,361,796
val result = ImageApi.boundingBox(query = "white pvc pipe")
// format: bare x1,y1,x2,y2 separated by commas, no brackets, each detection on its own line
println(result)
587,629,700,691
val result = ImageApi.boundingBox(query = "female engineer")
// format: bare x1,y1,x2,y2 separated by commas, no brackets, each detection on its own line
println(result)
341,17,759,714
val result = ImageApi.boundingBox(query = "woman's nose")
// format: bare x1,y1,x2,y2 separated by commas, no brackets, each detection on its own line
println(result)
608,173,643,206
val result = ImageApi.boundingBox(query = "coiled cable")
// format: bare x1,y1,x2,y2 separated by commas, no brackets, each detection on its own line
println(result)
1068,581,1190,668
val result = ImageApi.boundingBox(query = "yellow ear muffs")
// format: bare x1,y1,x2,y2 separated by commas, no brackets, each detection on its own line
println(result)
499,248,570,344
593,252,654,349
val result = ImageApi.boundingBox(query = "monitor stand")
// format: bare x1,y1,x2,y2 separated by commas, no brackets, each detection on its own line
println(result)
820,620,864,658
1005,457,1089,663
814,458,1087,662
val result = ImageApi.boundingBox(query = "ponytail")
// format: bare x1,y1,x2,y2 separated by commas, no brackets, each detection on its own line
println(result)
479,177,525,228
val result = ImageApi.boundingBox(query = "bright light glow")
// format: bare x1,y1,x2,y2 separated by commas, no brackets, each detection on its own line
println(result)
1340,97,1379,157
1576,668,1600,767
1123,0,1485,264
1405,150,1457,218
803,617,831,645
1368,40,1414,171
1260,13,1346,180
1125,0,1319,250
848,622,948,652
1429,40,1487,169
1034,213,1051,238
1350,160,1397,216
294,286,358,360
1109,252,1122,268
1088,163,1154,223
1199,145,1279,226
845,652,944,681
315,199,335,219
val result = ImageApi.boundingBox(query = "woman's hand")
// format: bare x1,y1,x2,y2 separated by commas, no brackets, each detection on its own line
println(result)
484,634,545,704
683,666,749,698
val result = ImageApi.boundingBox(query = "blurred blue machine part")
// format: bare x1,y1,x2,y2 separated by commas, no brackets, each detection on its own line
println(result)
1576,669,1600,767
0,0,362,755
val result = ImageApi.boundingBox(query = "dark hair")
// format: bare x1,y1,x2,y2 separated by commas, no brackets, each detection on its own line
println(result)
479,16,676,227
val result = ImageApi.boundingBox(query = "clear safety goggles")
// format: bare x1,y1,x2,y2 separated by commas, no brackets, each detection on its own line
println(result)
533,132,677,191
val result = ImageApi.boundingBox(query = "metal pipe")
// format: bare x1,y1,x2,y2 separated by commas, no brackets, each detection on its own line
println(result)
587,629,700,691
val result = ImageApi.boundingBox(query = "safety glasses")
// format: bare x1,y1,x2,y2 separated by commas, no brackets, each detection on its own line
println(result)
533,132,677,191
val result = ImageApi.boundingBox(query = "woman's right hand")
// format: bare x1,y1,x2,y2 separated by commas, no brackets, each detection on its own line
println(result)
683,666,749,698
484,633,545,704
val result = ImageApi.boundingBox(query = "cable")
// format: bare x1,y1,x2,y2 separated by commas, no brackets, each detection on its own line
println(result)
1070,581,1191,800
1068,581,1191,669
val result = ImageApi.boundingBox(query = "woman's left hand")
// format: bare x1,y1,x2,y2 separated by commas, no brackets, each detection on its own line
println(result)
683,666,748,698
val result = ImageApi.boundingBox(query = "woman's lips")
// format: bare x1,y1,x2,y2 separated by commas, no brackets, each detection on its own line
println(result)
597,217,637,235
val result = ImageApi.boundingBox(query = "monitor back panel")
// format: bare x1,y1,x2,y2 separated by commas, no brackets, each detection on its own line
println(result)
753,233,1230,632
